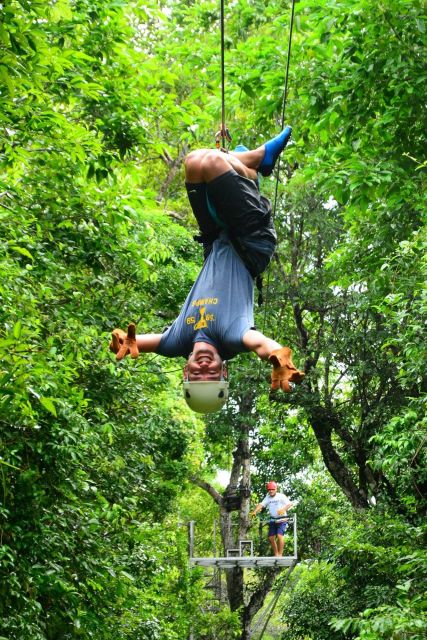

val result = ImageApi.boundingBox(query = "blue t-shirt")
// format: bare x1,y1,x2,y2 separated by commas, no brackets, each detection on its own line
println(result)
157,233,254,360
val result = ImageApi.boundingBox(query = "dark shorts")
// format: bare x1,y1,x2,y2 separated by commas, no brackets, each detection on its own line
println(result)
186,170,277,277
268,520,288,537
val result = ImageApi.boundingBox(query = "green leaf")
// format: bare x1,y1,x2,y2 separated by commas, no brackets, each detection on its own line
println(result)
12,321,22,339
39,397,57,416
9,245,34,260
0,65,14,96
120,570,135,581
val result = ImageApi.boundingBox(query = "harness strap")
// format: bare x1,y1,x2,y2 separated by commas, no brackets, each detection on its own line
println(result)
270,517,289,523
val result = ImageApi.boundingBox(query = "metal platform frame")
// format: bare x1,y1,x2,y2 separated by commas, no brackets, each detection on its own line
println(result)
188,515,298,570
190,556,296,568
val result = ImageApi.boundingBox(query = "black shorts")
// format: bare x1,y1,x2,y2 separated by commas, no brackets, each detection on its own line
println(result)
206,170,277,277
185,182,220,259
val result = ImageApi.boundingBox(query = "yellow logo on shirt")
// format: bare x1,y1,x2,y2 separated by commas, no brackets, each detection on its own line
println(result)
186,305,216,330
192,298,218,306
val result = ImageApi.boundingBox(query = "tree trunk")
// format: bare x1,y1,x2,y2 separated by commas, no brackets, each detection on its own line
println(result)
191,391,285,636
240,568,281,640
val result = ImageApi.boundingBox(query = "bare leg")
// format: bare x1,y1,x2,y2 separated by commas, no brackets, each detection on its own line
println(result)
185,149,258,183
229,147,264,170
185,125,292,182
268,535,279,556
276,534,285,557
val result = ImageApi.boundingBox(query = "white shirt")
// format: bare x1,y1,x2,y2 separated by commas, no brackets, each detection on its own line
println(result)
261,492,292,519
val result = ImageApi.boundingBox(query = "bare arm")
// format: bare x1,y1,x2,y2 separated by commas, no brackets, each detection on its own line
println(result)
243,333,305,392
242,329,282,360
136,333,163,353
250,502,264,516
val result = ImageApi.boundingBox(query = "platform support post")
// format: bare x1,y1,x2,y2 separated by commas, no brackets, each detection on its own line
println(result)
293,513,297,559
213,518,217,557
188,520,195,559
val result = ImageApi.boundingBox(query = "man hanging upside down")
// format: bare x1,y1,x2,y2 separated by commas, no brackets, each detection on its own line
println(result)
110,126,305,413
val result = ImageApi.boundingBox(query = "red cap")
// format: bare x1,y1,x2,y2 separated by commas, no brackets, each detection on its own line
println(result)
266,481,277,491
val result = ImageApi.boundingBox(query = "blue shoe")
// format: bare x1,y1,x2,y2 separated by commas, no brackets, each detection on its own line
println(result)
258,126,292,176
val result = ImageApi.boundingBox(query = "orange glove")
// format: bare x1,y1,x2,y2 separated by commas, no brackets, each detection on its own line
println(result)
109,323,139,361
269,347,305,392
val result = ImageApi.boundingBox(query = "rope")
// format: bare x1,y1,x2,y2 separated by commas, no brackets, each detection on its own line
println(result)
261,0,297,337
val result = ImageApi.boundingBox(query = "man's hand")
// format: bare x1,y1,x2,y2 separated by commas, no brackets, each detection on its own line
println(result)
277,507,288,517
110,323,139,361
269,347,305,392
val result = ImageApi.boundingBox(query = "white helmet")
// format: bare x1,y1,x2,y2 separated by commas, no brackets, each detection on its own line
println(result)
183,379,229,413
183,360,228,413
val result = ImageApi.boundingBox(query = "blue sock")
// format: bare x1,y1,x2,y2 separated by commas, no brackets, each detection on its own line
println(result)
258,126,292,176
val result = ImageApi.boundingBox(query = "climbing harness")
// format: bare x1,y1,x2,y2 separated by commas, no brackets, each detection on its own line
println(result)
215,125,232,150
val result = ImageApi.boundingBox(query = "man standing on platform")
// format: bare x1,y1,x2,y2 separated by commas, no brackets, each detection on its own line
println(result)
250,481,293,557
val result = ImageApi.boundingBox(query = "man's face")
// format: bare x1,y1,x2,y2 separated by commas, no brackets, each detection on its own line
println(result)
184,346,225,381
268,488,277,497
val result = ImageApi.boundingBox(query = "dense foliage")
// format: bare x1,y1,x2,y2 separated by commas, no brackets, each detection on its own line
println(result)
1,0,425,639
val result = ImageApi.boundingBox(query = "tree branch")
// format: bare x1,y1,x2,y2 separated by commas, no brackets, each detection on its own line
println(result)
190,476,223,506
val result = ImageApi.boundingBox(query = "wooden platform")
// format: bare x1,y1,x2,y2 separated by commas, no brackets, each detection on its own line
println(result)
190,556,297,569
